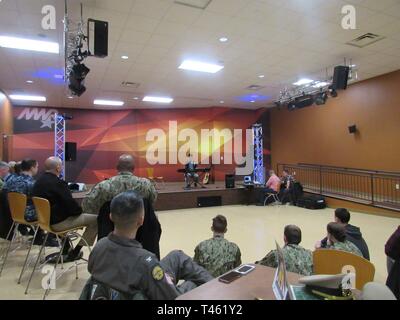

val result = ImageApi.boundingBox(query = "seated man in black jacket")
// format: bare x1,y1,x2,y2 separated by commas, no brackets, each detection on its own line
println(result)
32,156,98,262
316,208,370,260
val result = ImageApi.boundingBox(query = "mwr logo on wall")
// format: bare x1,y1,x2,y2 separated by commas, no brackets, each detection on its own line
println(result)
15,107,58,133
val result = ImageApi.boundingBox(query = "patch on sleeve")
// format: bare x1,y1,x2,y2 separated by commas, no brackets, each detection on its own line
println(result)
152,265,164,281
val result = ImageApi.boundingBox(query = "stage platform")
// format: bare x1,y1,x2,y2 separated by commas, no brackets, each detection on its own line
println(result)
73,182,257,211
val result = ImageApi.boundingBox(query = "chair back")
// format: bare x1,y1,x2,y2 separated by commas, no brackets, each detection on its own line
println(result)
32,197,52,233
146,168,154,179
313,249,375,290
8,192,28,224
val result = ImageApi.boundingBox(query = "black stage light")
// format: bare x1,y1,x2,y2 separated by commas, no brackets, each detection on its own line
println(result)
72,63,90,80
287,101,296,111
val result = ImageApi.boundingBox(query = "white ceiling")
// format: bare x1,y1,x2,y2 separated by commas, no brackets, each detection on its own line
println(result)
0,0,399,110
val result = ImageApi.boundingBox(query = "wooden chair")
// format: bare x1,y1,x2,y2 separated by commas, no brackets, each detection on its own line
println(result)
0,193,39,283
146,167,165,189
26,197,92,299
313,249,375,290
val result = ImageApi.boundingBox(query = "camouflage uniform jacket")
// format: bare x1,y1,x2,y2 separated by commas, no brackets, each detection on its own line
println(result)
257,244,313,276
82,172,157,215
194,236,242,277
327,240,363,257
3,173,36,222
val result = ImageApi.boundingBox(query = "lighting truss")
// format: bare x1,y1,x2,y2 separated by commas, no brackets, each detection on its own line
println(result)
252,124,264,184
54,113,66,179
63,0,88,95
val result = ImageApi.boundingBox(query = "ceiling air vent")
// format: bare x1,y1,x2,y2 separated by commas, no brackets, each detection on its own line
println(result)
174,0,212,10
246,85,265,91
346,33,385,48
121,81,140,88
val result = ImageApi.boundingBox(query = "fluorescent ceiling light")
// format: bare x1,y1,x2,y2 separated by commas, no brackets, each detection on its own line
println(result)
178,60,224,74
121,55,129,60
219,101,224,104
0,36,59,54
9,94,46,102
143,96,173,104
94,99,124,106
219,37,228,43
312,81,330,88
258,75,265,78
26,80,33,84
293,78,314,86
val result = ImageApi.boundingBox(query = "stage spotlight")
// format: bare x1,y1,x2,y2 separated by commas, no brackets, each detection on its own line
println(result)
287,101,296,111
68,63,90,97
315,92,328,105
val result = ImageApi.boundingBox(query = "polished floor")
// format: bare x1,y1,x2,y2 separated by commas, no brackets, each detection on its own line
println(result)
0,204,398,300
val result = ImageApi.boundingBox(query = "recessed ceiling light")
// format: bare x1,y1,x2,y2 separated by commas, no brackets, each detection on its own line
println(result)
0,36,59,54
68,96,74,99
178,60,224,74
121,55,129,60
94,99,124,106
26,80,34,84
143,96,173,104
258,75,265,78
133,97,139,100
220,101,224,104
219,37,228,43
293,78,314,86
250,100,256,103
9,94,46,102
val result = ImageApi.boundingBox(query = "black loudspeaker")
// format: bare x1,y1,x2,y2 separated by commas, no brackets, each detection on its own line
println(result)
348,125,357,134
225,174,235,189
332,66,350,90
65,142,77,161
88,19,108,58
197,196,222,208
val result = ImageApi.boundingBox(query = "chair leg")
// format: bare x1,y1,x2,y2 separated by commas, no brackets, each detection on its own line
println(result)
0,222,18,277
43,236,68,300
263,195,272,206
18,225,39,284
25,233,48,294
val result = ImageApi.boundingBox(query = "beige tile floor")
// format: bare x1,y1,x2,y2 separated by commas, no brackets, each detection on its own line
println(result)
0,204,399,300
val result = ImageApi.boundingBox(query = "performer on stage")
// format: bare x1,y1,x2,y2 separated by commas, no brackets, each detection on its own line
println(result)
185,153,199,189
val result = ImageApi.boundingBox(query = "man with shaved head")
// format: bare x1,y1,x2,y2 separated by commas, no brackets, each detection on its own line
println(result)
83,153,157,216
33,156,98,262
82,154,159,255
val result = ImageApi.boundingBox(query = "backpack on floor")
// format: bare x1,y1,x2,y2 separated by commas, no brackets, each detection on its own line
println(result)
297,195,326,210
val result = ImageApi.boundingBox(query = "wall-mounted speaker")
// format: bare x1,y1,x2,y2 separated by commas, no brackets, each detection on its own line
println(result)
88,19,108,58
348,125,357,134
332,66,350,90
65,142,77,161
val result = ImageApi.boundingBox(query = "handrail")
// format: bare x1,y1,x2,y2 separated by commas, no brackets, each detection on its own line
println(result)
276,163,400,212
296,163,400,177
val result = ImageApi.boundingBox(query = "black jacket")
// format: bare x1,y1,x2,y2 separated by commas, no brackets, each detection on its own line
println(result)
386,226,400,299
97,198,162,259
321,224,370,260
32,172,82,225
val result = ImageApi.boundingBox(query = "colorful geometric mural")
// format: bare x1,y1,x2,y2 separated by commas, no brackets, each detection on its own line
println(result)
12,106,271,184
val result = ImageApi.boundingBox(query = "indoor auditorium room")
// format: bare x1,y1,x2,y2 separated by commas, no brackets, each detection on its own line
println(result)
0,0,399,304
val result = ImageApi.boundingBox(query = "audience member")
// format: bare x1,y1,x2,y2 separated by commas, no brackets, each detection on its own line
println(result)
317,208,370,260
33,156,98,262
279,169,294,204
317,222,363,257
256,225,313,276
385,226,400,299
3,159,38,222
88,191,213,300
83,154,157,214
257,170,281,205
0,161,11,190
194,215,241,277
